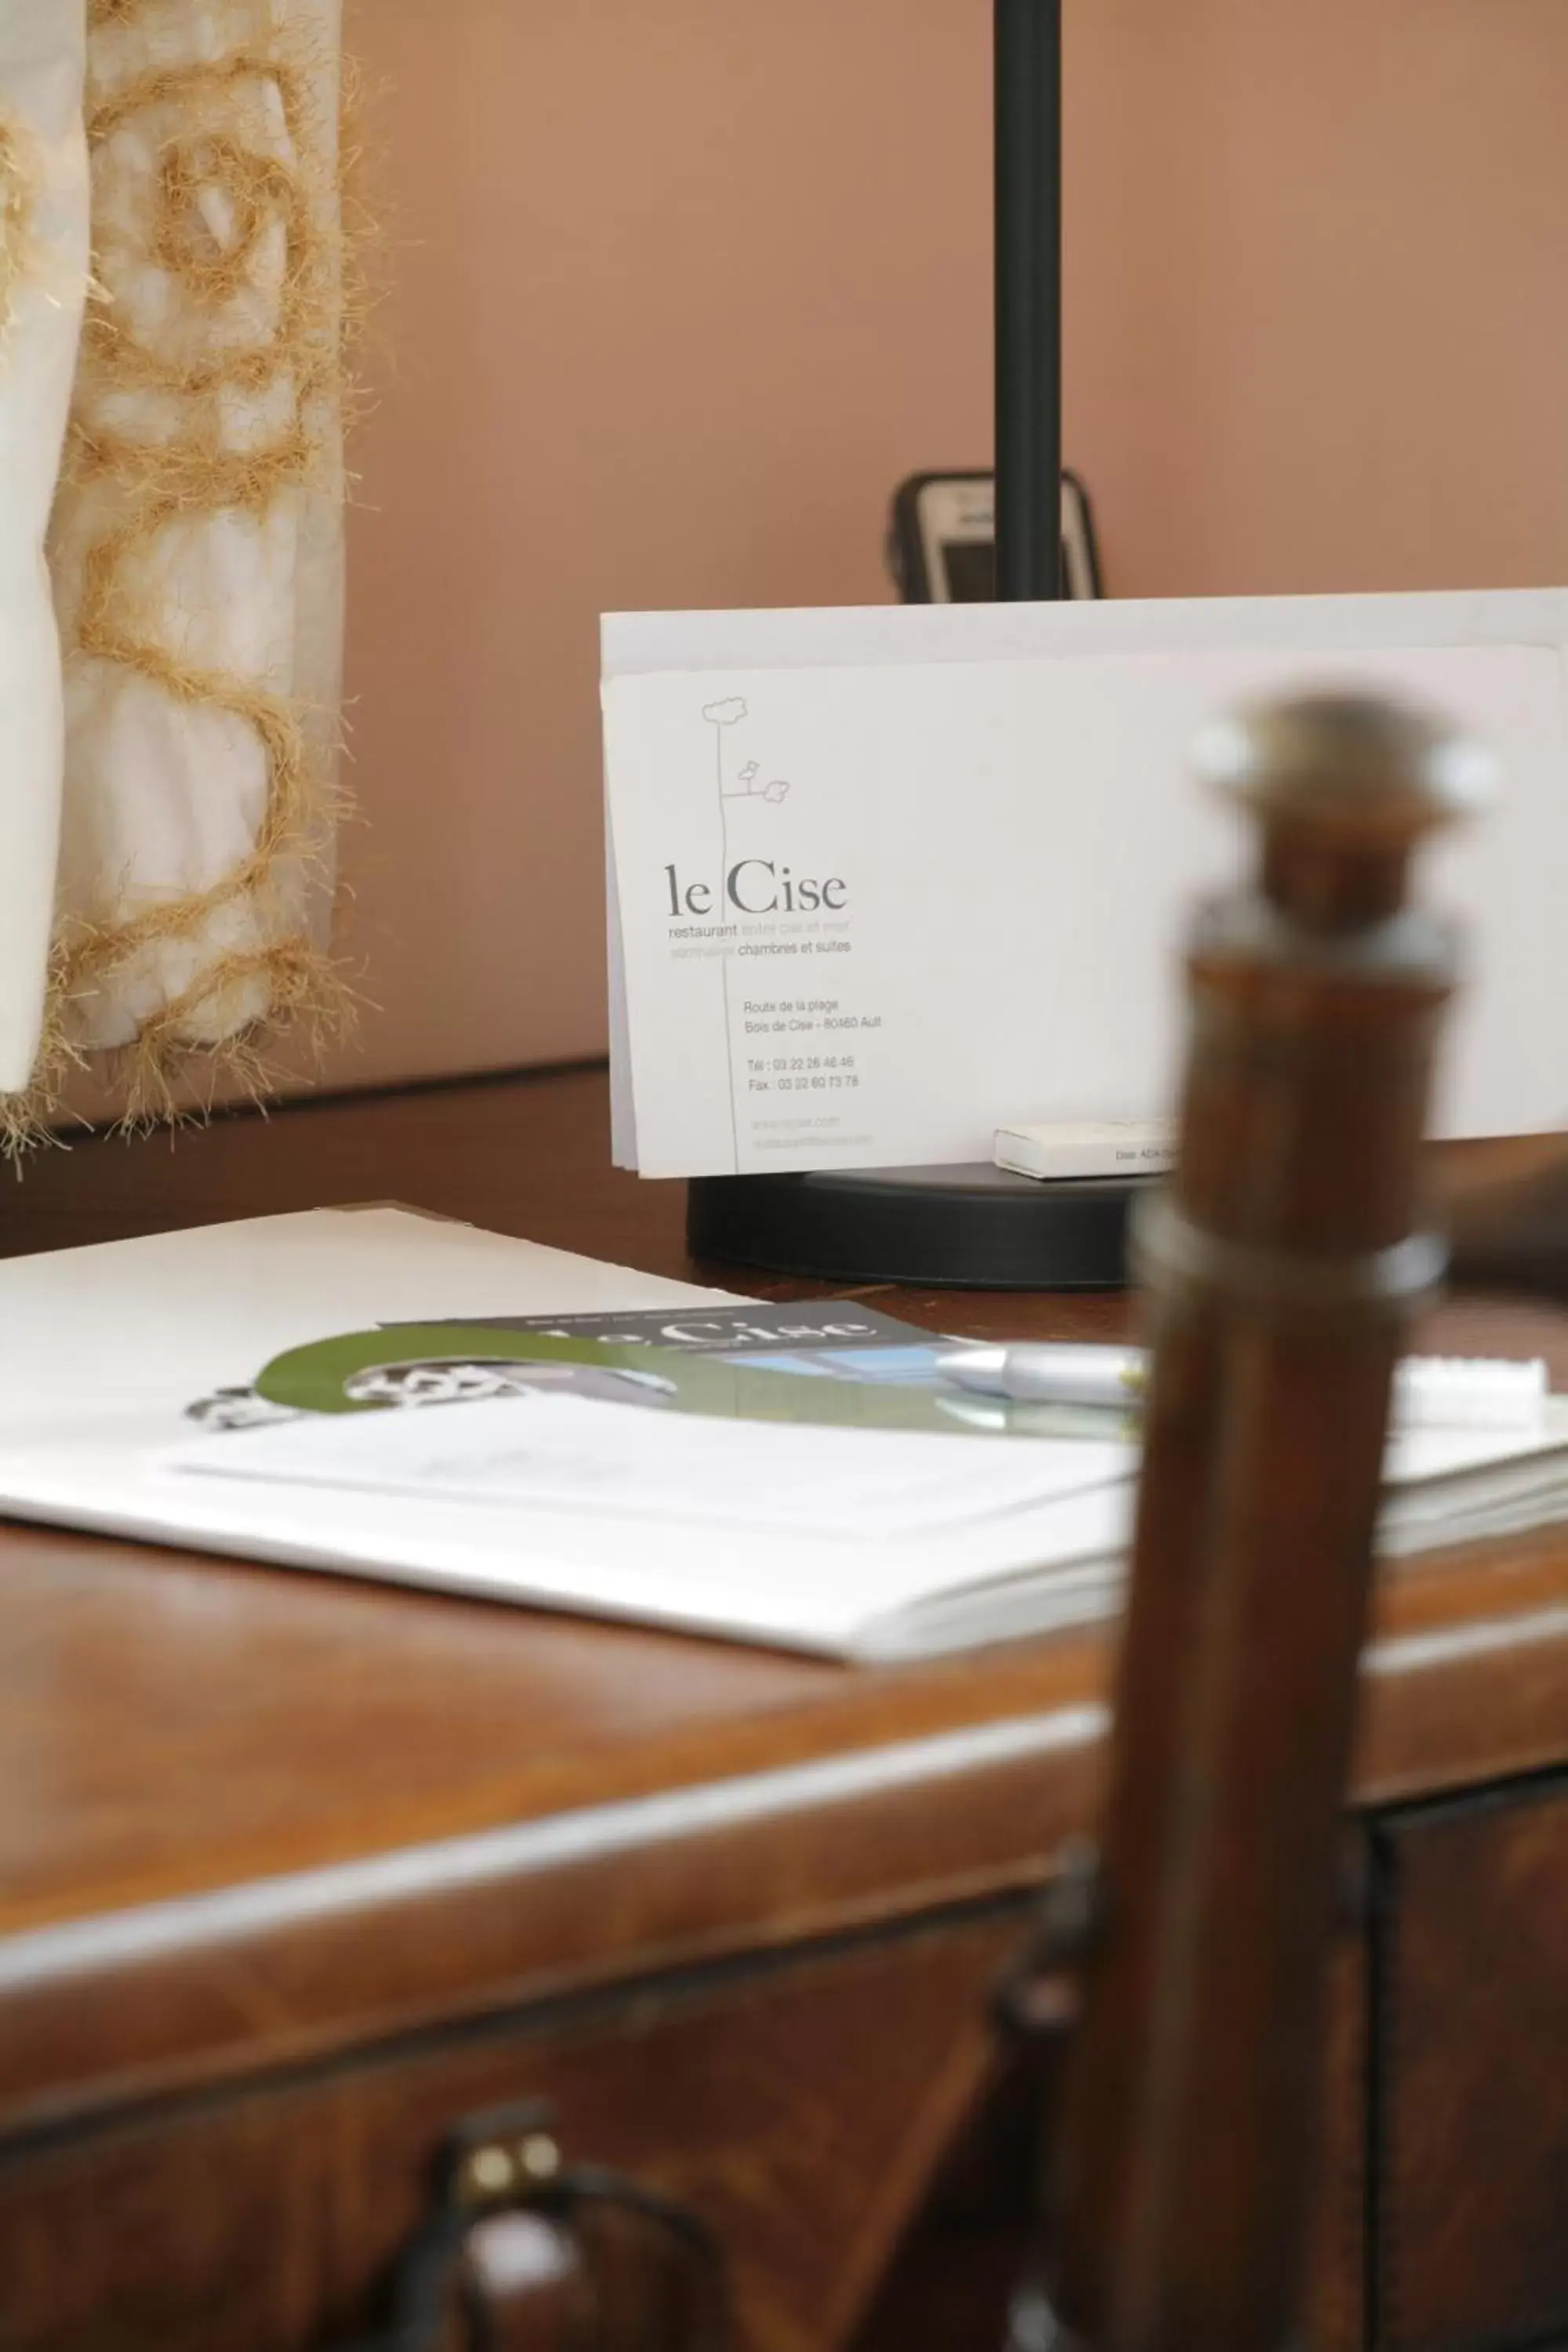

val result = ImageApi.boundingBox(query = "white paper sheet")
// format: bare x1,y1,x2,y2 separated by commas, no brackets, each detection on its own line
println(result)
165,1390,1135,1541
602,590,1568,1176
0,1206,734,1445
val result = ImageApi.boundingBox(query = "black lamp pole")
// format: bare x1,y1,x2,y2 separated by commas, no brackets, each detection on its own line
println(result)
995,0,1063,602
686,0,1134,1284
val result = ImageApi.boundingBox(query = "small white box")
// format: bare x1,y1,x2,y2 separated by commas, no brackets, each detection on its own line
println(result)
995,1120,1178,1182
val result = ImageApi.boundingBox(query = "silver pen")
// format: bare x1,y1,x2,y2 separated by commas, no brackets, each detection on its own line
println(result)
937,1345,1549,1430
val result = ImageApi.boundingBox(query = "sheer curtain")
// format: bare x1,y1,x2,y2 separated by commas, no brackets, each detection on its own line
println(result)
2,0,349,1145
0,5,89,1109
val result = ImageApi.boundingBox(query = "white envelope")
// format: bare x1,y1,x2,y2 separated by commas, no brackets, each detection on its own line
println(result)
603,588,1568,1178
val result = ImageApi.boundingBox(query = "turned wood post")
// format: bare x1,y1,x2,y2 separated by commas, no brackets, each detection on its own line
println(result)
1033,694,1493,2352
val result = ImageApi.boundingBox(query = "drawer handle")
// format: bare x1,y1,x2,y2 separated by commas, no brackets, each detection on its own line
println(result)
335,2098,729,2352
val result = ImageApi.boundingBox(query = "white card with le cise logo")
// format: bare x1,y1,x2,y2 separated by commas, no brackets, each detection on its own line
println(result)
602,589,1568,1178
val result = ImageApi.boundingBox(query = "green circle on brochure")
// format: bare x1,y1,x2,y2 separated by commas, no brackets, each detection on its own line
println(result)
255,1326,713,1416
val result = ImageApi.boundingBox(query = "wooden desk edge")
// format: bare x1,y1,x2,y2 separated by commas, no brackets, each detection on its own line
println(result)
5,1520,1568,2144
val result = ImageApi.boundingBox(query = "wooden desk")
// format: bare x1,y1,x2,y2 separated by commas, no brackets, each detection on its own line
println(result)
5,1069,1568,2352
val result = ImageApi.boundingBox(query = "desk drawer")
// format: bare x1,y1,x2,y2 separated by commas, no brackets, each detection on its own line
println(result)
0,1907,1022,2352
1374,1774,1568,2352
0,1891,1370,2352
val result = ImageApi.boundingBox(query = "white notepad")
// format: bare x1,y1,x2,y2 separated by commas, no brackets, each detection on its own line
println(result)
603,588,1568,1178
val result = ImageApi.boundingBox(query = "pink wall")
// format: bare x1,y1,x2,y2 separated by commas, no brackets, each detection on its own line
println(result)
306,0,1568,1095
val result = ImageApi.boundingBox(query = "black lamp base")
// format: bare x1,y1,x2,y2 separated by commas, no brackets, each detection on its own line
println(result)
686,1164,1141,1290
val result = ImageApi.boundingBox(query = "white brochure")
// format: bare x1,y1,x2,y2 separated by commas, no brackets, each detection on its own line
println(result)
602,589,1568,1178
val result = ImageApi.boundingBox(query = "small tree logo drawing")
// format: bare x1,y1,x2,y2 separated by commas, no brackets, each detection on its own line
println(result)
702,698,791,809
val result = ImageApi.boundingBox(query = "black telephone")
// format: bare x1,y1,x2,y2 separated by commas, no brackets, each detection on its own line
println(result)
887,467,1102,603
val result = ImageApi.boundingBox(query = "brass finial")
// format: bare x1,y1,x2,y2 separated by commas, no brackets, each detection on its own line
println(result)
1190,690,1496,927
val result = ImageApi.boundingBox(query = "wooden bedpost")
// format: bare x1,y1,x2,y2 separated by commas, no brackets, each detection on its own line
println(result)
1021,693,1493,2352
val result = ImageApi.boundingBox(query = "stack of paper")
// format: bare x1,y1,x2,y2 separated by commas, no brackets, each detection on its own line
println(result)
1,1210,1565,1662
